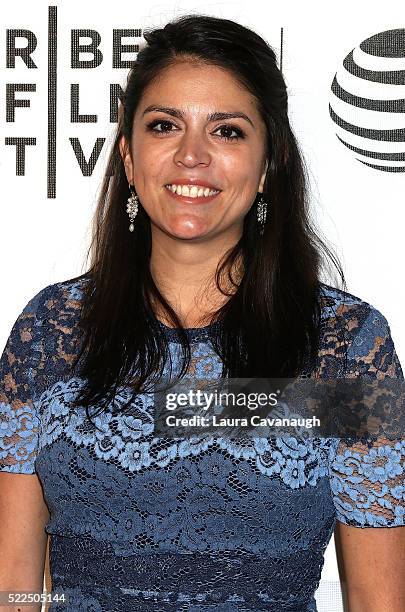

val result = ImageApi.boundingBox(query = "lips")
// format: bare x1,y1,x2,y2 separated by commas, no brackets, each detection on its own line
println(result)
165,178,221,191
164,184,221,204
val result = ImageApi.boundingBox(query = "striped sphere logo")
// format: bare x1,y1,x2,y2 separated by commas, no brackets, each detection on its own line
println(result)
330,28,405,172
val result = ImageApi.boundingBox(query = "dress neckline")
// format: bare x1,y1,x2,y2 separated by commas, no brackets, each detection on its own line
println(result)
156,319,221,343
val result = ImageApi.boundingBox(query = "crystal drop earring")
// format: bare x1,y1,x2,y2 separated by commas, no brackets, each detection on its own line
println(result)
257,194,269,236
126,183,139,232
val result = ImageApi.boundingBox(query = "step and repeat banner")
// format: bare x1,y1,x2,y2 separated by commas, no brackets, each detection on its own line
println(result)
1,1,404,610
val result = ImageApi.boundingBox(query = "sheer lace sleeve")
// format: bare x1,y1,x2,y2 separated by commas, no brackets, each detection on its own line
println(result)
328,306,404,527
0,287,47,474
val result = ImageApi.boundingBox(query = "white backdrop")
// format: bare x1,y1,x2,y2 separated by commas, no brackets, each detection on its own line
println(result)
1,1,404,610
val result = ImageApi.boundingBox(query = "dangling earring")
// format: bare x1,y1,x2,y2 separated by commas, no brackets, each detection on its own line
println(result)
257,194,269,236
126,183,139,232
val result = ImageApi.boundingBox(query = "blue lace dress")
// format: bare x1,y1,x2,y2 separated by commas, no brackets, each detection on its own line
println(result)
0,277,404,612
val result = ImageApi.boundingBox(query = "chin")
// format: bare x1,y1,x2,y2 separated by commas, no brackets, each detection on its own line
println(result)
168,228,209,241
162,218,212,240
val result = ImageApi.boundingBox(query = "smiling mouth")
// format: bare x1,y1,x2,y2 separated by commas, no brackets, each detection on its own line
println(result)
164,184,222,203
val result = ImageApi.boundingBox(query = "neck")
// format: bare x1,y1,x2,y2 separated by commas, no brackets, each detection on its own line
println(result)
149,225,244,328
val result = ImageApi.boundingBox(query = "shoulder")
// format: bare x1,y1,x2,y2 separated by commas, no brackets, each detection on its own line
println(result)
10,275,92,386
10,275,90,360
21,274,90,323
318,282,391,334
319,282,376,314
318,283,402,378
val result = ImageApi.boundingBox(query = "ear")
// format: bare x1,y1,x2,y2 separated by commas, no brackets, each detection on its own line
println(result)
258,159,268,193
119,135,133,184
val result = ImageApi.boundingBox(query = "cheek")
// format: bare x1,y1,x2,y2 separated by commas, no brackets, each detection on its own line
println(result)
231,181,262,220
221,150,261,186
131,139,170,188
131,156,160,191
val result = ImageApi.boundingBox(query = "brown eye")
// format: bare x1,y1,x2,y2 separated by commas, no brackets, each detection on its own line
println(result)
214,124,245,141
146,120,178,134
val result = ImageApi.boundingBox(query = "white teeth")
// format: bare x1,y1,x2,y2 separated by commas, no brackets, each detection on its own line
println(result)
166,184,220,198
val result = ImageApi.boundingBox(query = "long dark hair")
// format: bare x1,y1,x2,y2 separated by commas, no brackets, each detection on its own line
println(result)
71,13,346,419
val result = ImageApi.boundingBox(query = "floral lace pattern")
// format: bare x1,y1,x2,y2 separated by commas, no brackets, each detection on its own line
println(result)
0,277,404,611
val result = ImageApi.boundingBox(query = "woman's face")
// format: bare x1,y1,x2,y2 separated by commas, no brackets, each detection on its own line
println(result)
120,60,268,241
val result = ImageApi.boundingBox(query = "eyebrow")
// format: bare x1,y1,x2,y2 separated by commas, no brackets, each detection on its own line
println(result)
142,105,254,128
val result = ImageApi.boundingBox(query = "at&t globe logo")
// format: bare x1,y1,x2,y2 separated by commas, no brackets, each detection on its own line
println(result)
329,28,405,172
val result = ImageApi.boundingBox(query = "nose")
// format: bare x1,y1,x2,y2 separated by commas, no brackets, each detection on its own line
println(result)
173,128,211,167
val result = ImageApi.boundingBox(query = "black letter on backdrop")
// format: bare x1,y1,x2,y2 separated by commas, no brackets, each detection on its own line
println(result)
110,84,125,123
71,84,97,122
69,138,105,175
71,30,103,68
112,29,141,68
6,30,37,68
6,84,36,121
5,137,36,175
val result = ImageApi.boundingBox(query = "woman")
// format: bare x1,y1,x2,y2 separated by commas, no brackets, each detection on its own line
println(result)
0,13,404,612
